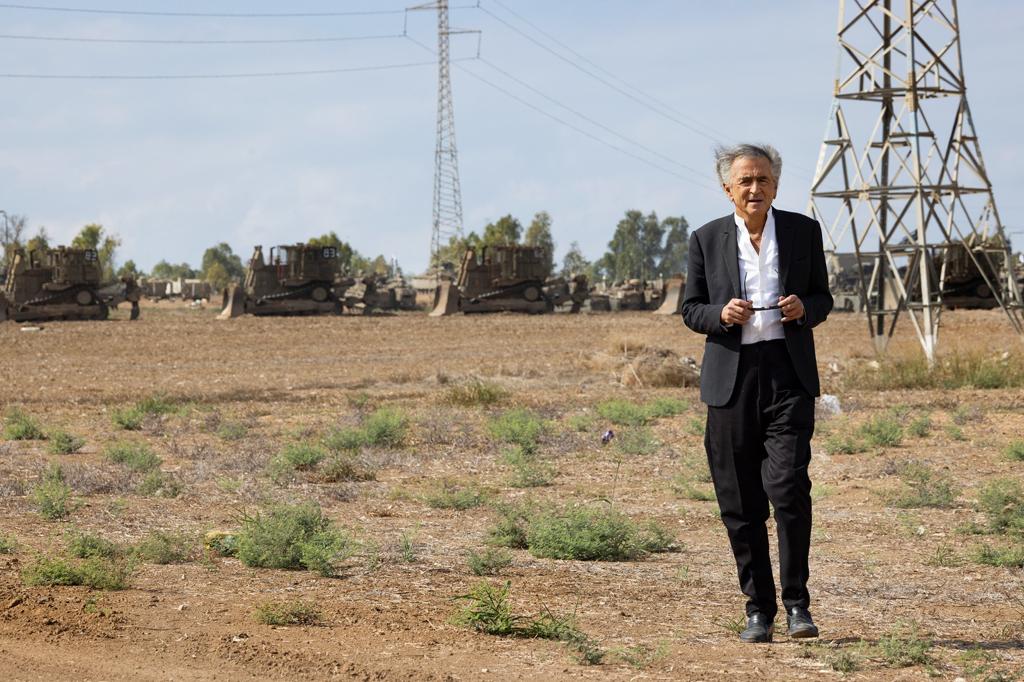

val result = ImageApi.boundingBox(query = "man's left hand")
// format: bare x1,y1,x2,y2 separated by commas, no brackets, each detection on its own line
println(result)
778,294,805,323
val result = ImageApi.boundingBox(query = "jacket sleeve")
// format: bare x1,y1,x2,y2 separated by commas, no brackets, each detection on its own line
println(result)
681,231,728,336
801,221,833,328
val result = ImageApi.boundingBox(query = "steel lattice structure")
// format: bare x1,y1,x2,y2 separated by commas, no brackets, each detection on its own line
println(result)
411,0,465,268
809,0,1023,360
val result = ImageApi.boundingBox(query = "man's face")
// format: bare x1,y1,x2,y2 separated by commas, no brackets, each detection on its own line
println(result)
723,156,777,222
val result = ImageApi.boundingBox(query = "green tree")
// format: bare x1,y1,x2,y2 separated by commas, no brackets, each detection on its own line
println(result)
200,242,245,285
150,260,198,279
658,216,690,276
434,231,482,270
116,260,143,280
560,241,592,279
71,223,120,281
481,215,522,247
1,212,28,265
26,227,50,254
308,232,365,275
523,211,556,279
368,255,390,277
603,211,645,282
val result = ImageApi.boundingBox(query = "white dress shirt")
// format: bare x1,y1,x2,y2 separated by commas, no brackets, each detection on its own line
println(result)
735,210,785,344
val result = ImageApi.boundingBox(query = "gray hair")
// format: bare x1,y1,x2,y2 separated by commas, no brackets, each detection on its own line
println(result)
714,143,783,185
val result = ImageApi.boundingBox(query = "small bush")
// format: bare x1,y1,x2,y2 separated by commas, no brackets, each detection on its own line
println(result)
685,417,705,436
976,479,1024,535
47,430,85,455
877,623,933,667
945,424,967,441
503,446,554,488
445,379,507,406
453,580,521,635
1005,440,1024,462
203,530,238,557
323,426,365,452
362,407,408,448
886,461,958,509
467,547,513,576
137,469,183,497
22,554,133,590
615,427,658,456
906,415,932,438
133,531,192,564
827,650,859,673
596,399,649,426
268,443,326,482
488,409,545,449
566,414,596,433
216,420,248,441
859,415,903,448
137,395,178,416
823,432,866,455
67,531,121,559
111,406,145,431
319,454,375,482
32,463,75,520
4,408,46,440
646,397,687,418
526,505,675,561
487,502,533,549
0,533,16,554
236,501,354,577
973,543,1024,568
672,474,716,502
254,600,323,626
423,480,486,510
105,442,162,472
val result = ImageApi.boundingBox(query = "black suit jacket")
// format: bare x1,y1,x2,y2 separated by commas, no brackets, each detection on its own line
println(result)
681,207,833,407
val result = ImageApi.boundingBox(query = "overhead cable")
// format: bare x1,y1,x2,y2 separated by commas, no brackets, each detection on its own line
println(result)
0,31,406,45
0,2,407,17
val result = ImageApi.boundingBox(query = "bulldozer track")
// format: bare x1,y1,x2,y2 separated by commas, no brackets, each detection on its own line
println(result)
254,282,330,304
19,283,91,310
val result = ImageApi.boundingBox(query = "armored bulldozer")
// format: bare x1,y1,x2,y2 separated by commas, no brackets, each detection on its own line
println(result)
218,243,345,318
342,275,419,313
543,274,589,313
1,246,139,322
654,274,685,315
937,236,1010,309
430,245,553,316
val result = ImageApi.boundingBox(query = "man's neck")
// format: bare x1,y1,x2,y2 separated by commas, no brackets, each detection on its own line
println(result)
737,210,769,235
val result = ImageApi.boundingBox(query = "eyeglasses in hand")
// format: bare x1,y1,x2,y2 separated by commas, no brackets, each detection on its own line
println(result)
740,278,782,311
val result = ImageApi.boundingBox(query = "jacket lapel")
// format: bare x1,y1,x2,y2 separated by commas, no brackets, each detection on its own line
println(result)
774,208,795,288
719,216,740,298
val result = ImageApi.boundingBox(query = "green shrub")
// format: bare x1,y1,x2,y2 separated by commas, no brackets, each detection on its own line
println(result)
111,406,145,431
22,554,133,590
526,505,675,561
133,531,192,564
907,415,932,438
827,650,859,673
945,424,967,441
67,531,120,559
32,463,75,520
487,502,533,549
137,395,178,416
235,501,354,577
4,408,45,440
615,427,658,456
0,533,16,554
596,399,649,426
467,547,513,576
423,480,486,510
254,600,323,626
488,409,544,449
823,432,866,455
362,407,408,448
445,379,507,406
268,443,326,482
105,442,162,472
672,474,716,502
566,413,596,433
685,417,705,436
323,426,365,452
886,461,958,509
319,454,376,482
845,352,1024,390
47,430,85,455
1005,440,1024,462
645,397,687,418
976,479,1024,535
877,623,932,667
973,543,1024,568
137,470,183,497
216,420,248,441
859,415,903,448
453,580,521,635
503,446,555,488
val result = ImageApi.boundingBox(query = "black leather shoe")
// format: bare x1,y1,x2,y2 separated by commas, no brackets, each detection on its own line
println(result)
786,607,819,639
739,613,774,643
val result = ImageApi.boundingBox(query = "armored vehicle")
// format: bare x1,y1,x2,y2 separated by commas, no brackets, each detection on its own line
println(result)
654,274,685,315
218,243,344,318
430,245,552,316
1,246,139,322
543,274,589,313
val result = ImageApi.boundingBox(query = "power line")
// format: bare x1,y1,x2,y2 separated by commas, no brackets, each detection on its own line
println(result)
0,3,408,17
0,31,406,45
405,34,717,193
0,57,452,80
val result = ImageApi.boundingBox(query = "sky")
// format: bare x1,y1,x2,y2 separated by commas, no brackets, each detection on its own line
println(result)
1,0,1022,275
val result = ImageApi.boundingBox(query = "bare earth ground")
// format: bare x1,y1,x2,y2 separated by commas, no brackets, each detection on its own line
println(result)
1,304,1023,681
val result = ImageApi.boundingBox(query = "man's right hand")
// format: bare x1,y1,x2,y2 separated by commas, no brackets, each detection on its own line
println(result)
721,298,754,326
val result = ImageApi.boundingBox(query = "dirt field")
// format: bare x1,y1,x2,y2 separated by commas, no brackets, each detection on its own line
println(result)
1,304,1022,681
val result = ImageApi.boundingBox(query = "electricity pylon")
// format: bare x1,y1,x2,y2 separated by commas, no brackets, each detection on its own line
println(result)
809,0,1023,361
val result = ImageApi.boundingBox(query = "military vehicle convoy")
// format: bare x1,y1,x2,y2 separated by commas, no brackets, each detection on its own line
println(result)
218,243,349,318
1,246,140,322
430,245,555,315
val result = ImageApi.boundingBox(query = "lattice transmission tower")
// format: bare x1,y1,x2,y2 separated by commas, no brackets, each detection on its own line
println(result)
411,0,466,269
809,0,1023,361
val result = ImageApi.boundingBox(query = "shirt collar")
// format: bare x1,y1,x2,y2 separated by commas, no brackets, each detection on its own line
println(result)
733,207,775,237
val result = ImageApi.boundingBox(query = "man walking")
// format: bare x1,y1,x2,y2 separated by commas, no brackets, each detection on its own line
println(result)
681,143,832,643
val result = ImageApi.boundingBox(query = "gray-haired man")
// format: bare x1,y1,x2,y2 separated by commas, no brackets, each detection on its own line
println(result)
681,144,833,643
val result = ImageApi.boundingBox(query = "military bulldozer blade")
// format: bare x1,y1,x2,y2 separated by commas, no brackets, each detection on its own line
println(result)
429,280,460,317
654,275,685,315
218,283,246,319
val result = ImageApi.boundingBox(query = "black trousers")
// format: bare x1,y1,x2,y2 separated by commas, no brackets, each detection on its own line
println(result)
704,339,814,619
